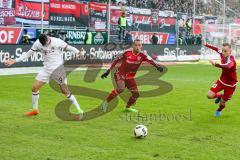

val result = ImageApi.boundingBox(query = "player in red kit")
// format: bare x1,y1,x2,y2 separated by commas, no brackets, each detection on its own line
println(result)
100,39,164,112
205,42,237,117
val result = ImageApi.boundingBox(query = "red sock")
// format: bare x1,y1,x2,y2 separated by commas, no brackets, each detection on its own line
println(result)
217,103,225,111
107,90,119,102
214,93,222,99
126,96,137,108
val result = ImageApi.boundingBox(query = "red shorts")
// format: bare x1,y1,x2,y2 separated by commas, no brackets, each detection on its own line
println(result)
114,72,137,90
210,80,236,101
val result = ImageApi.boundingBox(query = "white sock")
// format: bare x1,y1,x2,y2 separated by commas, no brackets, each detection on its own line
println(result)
67,94,82,112
32,91,39,110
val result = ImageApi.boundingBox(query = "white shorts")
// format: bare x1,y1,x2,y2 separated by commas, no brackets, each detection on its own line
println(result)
36,65,67,84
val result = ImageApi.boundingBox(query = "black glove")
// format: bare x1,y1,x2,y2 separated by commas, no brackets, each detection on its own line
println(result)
101,69,110,79
157,66,164,72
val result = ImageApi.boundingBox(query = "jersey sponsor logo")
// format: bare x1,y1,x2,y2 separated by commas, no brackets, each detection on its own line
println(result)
126,60,141,64
40,47,56,55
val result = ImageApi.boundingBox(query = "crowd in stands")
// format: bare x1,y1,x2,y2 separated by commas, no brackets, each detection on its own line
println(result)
126,0,193,14
111,0,239,18
196,0,240,17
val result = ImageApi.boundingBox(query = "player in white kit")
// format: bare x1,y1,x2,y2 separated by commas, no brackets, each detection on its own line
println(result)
5,34,84,119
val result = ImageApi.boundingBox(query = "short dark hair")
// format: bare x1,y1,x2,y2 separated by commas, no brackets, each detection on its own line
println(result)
134,39,141,42
223,43,231,48
39,34,48,46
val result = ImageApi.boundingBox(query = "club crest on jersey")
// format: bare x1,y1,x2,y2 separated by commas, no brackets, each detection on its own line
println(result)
137,56,141,61
40,48,54,55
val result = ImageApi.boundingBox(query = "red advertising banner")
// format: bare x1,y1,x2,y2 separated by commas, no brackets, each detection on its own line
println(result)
0,8,16,25
89,2,107,30
111,9,176,26
80,3,89,16
89,2,107,12
0,27,22,44
130,31,169,44
15,0,49,24
50,1,81,18
49,0,88,26
110,9,122,25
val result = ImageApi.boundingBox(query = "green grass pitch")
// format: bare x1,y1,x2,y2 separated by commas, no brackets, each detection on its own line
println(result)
1,64,240,160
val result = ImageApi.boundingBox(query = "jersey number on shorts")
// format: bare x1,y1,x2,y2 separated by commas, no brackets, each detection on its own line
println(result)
212,84,217,88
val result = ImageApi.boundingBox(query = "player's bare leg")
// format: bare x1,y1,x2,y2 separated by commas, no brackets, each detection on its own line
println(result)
25,80,45,116
207,90,222,104
60,83,84,120
101,79,125,112
125,88,139,113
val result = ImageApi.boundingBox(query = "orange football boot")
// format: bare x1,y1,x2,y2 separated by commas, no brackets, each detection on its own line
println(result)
25,109,40,116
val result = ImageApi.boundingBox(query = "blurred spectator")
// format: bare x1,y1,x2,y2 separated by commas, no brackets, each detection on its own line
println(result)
150,33,158,45
58,30,68,42
21,29,31,44
185,18,192,32
196,34,202,45
178,33,183,45
125,31,133,44
118,12,127,40
128,14,134,30
178,18,185,34
84,29,93,44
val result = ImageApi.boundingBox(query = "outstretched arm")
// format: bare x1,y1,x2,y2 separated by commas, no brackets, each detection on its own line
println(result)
109,54,124,71
204,43,221,54
101,53,125,79
5,40,41,66
65,45,79,54
143,53,164,72
15,49,35,62
65,45,85,60
4,49,35,67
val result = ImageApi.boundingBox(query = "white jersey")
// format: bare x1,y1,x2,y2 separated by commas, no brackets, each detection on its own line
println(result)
31,37,68,70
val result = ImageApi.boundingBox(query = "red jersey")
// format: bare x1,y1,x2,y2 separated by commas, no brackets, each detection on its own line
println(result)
109,49,159,79
205,43,238,87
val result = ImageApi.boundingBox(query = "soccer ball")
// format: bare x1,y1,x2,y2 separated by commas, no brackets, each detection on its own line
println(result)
134,125,148,138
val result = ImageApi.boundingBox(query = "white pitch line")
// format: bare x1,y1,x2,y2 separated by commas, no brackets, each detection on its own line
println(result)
0,66,108,76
